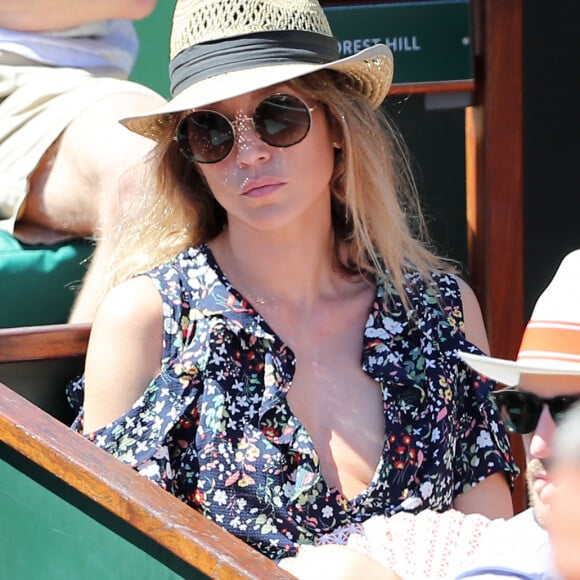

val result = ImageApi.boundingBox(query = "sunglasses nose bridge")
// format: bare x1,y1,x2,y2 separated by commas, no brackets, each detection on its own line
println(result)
229,112,263,145
230,112,254,131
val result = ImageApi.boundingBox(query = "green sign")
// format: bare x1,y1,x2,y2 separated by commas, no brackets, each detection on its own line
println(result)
324,0,473,85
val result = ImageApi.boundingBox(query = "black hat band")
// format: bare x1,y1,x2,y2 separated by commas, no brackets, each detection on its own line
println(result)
170,30,339,97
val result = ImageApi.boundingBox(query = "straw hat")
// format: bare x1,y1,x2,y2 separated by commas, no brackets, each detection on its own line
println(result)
461,249,580,385
122,0,394,139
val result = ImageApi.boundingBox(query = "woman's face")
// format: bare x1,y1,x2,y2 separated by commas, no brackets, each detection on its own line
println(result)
192,85,337,234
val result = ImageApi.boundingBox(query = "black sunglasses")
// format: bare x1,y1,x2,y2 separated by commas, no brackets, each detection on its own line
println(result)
493,388,580,435
175,93,317,164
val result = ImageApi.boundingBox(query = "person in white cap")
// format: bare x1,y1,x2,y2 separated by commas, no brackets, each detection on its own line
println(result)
452,249,580,577
68,0,517,561
281,249,580,579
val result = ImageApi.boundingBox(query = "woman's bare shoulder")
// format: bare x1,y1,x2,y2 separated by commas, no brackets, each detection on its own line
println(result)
93,275,161,331
452,275,490,354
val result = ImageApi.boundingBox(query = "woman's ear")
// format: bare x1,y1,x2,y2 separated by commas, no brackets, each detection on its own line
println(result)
328,111,344,150
330,120,343,149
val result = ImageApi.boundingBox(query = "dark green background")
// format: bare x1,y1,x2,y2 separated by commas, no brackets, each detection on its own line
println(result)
0,444,208,579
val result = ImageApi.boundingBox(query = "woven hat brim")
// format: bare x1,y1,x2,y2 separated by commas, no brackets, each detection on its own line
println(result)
460,351,580,387
121,43,392,139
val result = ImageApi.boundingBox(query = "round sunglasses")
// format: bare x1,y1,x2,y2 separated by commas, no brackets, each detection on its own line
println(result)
492,388,580,435
175,93,317,164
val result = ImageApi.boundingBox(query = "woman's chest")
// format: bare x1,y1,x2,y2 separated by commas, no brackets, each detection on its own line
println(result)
287,338,386,500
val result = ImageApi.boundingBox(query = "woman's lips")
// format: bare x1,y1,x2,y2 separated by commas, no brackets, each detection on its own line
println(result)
241,178,286,198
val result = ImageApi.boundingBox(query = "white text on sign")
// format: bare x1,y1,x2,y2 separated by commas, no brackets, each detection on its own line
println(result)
338,36,422,55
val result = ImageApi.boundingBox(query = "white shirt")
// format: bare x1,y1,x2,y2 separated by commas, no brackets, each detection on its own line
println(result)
0,20,138,74
454,508,559,580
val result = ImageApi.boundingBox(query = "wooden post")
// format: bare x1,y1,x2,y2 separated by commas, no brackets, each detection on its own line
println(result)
466,0,526,513
466,0,525,358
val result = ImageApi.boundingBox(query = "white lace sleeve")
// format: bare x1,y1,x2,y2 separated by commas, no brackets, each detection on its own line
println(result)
315,509,492,579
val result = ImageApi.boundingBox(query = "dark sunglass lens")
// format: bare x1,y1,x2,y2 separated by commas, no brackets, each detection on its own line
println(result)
254,94,311,148
549,396,580,424
178,111,234,163
494,390,543,434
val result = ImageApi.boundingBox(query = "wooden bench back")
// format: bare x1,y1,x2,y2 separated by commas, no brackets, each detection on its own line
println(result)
0,322,91,362
0,323,90,422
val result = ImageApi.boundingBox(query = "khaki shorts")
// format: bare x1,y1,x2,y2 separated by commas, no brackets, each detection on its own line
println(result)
0,53,158,238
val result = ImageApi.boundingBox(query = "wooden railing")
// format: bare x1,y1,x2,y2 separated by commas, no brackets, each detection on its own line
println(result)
0,322,91,362
0,323,91,422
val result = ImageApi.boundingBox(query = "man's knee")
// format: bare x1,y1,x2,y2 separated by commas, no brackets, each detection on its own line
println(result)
24,88,164,235
67,89,163,173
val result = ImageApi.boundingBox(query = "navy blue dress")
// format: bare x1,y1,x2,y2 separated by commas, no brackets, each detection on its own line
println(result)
69,244,518,560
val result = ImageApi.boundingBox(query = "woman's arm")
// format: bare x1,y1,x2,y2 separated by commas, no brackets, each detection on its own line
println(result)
455,277,491,355
453,277,514,519
279,545,401,580
82,275,163,433
0,0,157,32
453,472,513,519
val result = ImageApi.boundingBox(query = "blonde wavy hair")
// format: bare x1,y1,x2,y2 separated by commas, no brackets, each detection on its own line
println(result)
104,70,451,305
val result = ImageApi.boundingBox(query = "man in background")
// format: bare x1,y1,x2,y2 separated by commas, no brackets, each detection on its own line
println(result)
455,249,580,578
548,402,580,580
0,1,167,322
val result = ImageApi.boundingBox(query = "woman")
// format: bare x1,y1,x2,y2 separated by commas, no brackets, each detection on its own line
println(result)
69,0,517,561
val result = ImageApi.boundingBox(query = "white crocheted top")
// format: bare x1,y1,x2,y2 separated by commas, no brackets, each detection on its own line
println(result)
315,509,493,580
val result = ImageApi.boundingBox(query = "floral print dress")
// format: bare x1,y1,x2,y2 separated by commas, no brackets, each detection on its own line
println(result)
69,244,518,561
